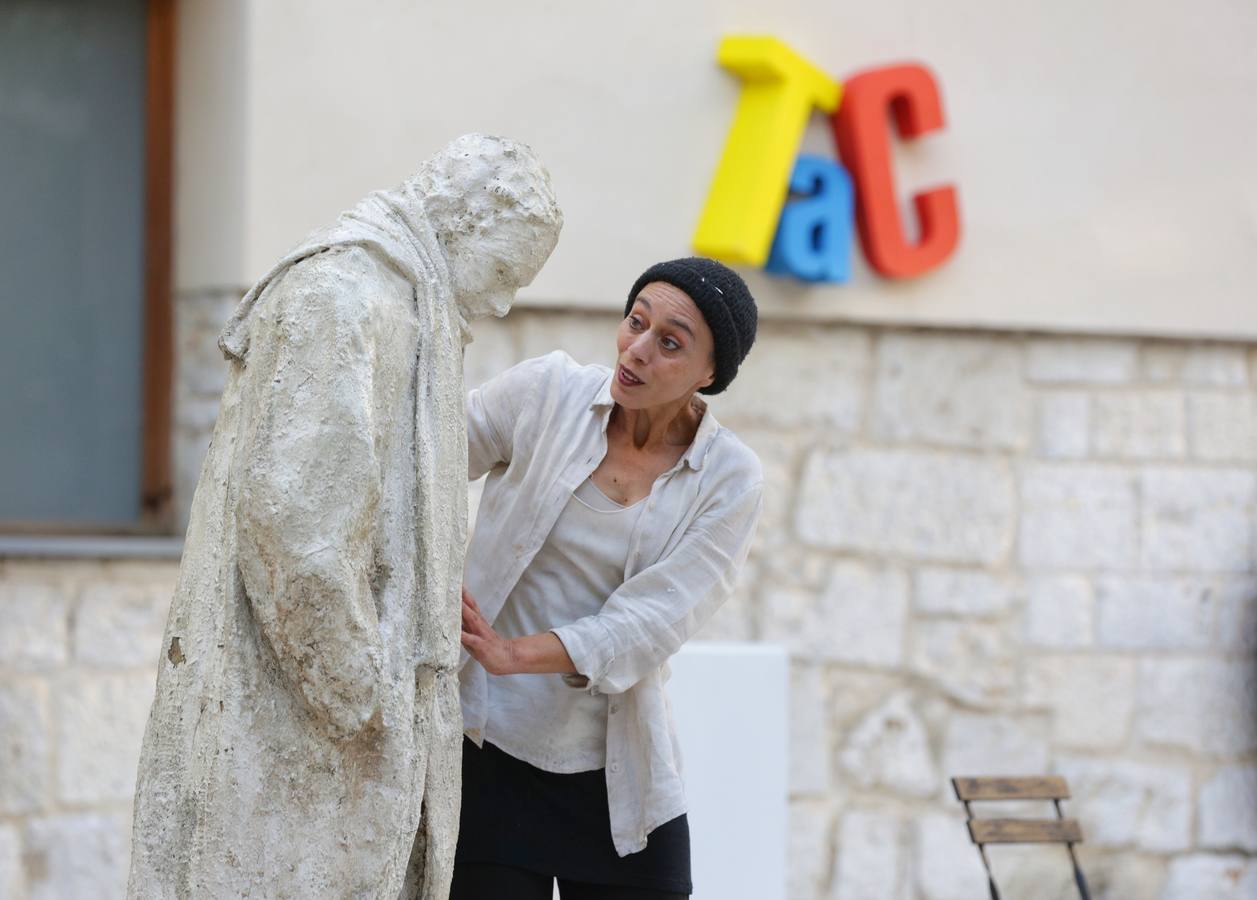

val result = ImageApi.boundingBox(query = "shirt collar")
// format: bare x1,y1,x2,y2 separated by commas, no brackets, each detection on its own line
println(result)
589,370,721,471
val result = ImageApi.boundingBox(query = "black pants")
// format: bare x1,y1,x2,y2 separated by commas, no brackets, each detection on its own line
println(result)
451,861,689,900
455,736,692,896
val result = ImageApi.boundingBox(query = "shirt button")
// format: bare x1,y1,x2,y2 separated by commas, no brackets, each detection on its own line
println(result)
610,762,621,773
609,703,619,714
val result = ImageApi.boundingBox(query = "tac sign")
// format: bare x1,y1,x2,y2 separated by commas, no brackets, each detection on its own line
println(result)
693,36,961,283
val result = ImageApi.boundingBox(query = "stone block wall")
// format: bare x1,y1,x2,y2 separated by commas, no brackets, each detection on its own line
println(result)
0,560,178,899
0,297,1253,898
465,311,1257,900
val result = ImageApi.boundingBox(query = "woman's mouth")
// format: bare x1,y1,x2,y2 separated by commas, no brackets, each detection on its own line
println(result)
617,365,644,387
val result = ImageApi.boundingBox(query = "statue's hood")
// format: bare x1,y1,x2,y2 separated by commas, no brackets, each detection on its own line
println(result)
218,174,465,363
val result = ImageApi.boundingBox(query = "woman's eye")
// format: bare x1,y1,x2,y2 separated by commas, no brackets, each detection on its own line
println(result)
662,338,680,351
628,316,642,329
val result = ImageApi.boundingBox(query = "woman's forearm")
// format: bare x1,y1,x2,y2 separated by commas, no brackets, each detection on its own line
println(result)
461,587,580,676
508,631,578,675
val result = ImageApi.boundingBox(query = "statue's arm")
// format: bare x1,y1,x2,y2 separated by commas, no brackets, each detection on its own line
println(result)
234,257,385,741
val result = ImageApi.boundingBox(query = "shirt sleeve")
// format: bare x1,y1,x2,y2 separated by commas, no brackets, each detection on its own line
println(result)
549,479,764,696
466,353,552,480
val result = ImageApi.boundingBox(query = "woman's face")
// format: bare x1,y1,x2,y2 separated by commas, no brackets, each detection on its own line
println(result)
611,281,716,409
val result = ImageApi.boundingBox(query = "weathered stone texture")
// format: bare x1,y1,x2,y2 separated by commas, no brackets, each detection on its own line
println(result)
1161,854,1257,900
1018,465,1138,569
0,681,52,815
1198,765,1257,853
824,669,901,733
788,800,834,900
130,133,564,900
762,563,908,667
1142,342,1249,387
1054,756,1192,852
1024,655,1136,749
1090,391,1185,459
0,823,22,899
1023,574,1094,647
1136,658,1257,756
796,449,1015,564
73,583,170,668
1085,853,1169,900
721,326,869,431
941,714,1050,785
911,620,1015,707
1215,579,1257,652
1094,575,1214,649
1035,391,1089,459
983,846,1076,899
56,674,155,805
914,812,988,900
873,333,1029,450
789,663,831,796
1194,345,1250,385
0,583,67,670
1025,337,1138,384
831,811,906,900
24,813,130,900
839,692,936,798
736,430,802,539
1187,392,1257,461
914,567,1017,617
1140,468,1257,572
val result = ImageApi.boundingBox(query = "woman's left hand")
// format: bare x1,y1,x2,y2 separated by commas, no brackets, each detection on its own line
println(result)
460,587,519,676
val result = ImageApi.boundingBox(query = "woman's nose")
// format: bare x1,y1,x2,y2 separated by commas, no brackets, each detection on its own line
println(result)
629,333,652,362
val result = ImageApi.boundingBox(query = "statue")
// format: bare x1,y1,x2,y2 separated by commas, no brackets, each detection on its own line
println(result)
127,134,563,900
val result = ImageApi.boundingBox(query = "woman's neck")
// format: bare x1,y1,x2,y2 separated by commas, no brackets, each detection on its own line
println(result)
611,394,705,453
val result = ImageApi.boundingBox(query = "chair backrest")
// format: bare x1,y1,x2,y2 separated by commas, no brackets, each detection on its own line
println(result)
950,775,1091,900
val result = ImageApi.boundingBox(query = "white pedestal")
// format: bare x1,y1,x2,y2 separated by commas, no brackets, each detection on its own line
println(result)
665,641,789,900
550,641,788,900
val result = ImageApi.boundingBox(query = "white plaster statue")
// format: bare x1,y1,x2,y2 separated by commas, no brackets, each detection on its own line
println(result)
127,134,562,900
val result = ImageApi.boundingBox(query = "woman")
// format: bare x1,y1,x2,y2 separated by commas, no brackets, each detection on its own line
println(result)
453,257,764,900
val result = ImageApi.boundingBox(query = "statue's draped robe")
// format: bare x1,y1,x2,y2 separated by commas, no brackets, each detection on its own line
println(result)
128,184,471,900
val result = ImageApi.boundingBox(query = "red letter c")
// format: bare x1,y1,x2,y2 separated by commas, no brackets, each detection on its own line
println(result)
831,63,961,279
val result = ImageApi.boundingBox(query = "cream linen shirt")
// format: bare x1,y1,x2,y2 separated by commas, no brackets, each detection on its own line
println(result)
458,350,764,857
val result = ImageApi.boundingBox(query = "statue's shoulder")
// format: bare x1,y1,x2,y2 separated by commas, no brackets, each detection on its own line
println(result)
296,244,408,294
266,245,411,321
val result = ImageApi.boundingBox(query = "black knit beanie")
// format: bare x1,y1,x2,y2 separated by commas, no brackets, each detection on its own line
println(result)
624,257,757,395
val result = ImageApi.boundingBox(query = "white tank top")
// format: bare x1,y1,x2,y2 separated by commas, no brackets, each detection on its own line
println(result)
483,477,645,772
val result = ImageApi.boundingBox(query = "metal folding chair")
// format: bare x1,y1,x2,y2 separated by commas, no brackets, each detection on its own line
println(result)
951,775,1092,900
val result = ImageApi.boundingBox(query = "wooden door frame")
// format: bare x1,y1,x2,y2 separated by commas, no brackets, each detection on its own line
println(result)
139,0,176,531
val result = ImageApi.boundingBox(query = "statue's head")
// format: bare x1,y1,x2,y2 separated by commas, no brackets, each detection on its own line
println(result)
417,134,563,320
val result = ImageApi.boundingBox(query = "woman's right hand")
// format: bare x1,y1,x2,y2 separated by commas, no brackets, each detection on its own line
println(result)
460,587,521,676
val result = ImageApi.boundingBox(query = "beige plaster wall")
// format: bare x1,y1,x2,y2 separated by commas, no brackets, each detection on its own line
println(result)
174,0,1257,339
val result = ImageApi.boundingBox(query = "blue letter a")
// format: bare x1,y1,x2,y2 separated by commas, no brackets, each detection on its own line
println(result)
766,155,854,283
